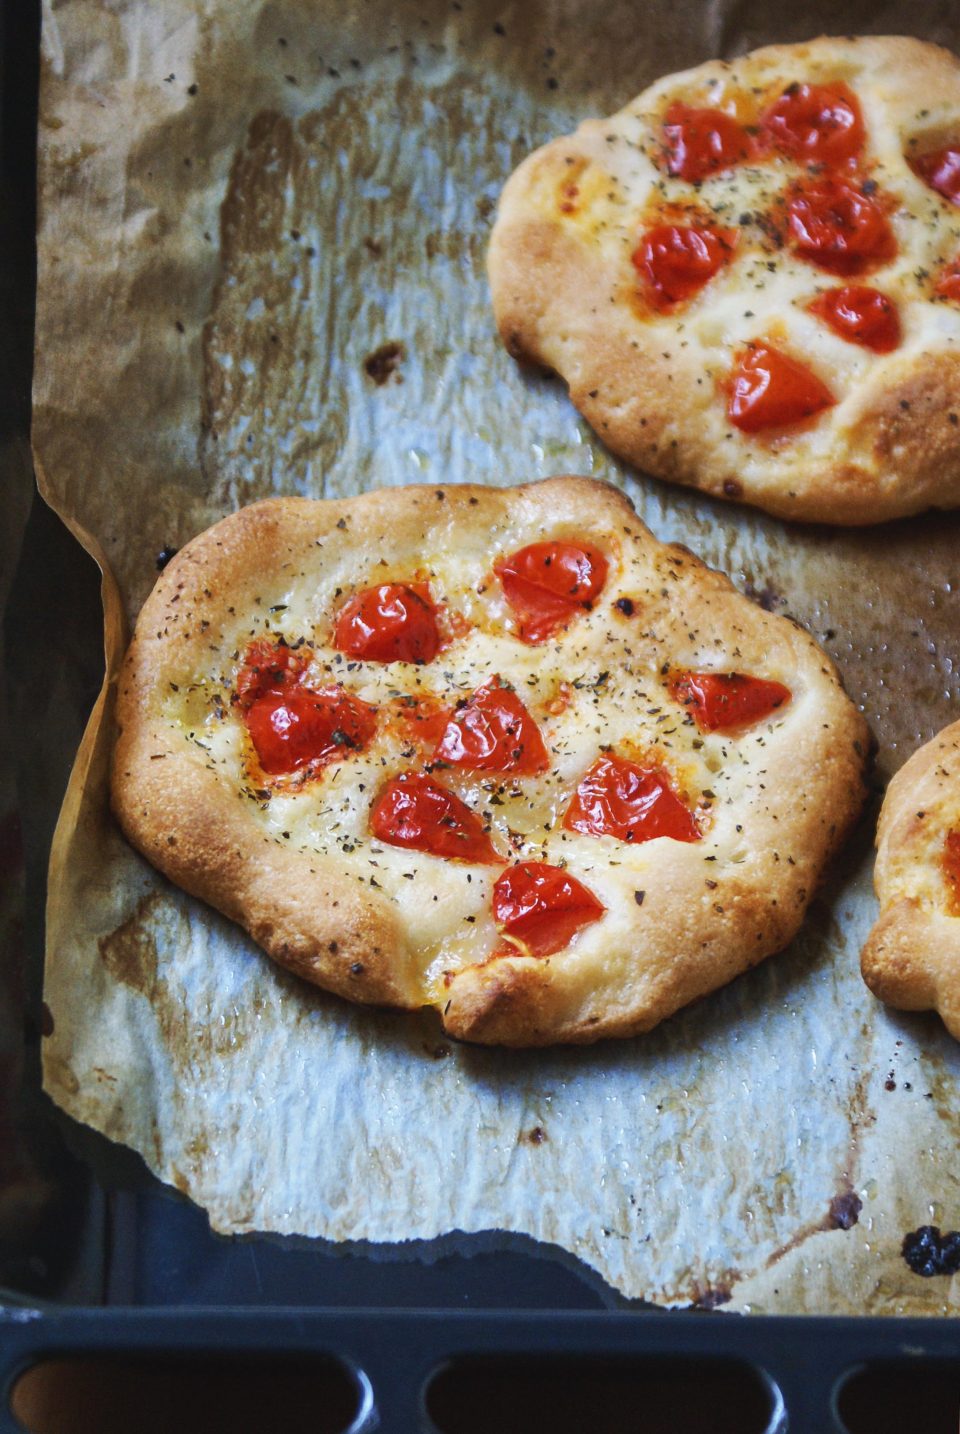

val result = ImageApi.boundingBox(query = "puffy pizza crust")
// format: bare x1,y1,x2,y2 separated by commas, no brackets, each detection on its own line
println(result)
861,720,960,1039
113,477,868,1045
488,36,960,524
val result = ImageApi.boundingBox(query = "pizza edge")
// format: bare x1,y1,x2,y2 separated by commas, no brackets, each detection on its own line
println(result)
487,34,960,525
861,718,960,1040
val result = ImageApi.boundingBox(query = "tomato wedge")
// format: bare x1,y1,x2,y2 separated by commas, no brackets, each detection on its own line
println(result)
943,830,960,916
808,285,900,353
659,101,751,182
912,147,960,206
493,861,605,958
245,686,376,776
334,582,440,664
728,342,835,433
494,541,608,644
632,223,736,311
936,257,960,303
370,772,501,864
761,82,864,166
669,671,791,733
433,676,549,775
563,754,700,844
787,178,895,275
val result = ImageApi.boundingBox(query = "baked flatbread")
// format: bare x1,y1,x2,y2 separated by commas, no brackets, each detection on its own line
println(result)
489,36,960,524
112,477,868,1045
862,720,960,1039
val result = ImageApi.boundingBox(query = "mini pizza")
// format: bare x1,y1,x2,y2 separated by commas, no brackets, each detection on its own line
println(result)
861,720,960,1039
488,36,960,525
112,477,868,1046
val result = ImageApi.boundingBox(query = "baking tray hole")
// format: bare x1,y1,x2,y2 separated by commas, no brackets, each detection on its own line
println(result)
835,1360,960,1434
424,1355,776,1434
9,1353,361,1434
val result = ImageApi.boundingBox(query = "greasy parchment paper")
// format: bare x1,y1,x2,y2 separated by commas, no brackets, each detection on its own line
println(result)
35,0,960,1313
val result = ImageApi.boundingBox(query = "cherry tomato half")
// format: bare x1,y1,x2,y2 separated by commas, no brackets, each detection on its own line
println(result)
912,147,960,206
494,541,608,644
492,861,605,958
787,178,895,276
761,82,864,167
245,685,377,776
433,676,549,775
660,101,751,183
808,285,901,353
936,257,960,303
563,754,700,844
669,671,792,733
727,342,835,433
632,223,736,311
943,830,960,917
370,772,501,864
334,582,440,664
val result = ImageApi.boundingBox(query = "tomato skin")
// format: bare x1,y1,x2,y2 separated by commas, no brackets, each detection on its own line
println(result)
787,178,895,275
761,82,864,166
492,861,605,958
494,541,608,644
912,147,960,206
632,223,736,311
236,640,309,708
669,671,791,733
563,754,700,844
433,676,549,775
808,285,901,353
728,342,835,433
943,830,960,916
660,102,751,182
334,582,440,664
370,772,501,864
936,257,960,303
245,685,377,776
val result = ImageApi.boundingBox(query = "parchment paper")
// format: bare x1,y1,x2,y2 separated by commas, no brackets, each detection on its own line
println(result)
35,0,960,1312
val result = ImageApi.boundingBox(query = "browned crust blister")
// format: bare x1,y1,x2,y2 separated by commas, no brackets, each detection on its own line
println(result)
113,477,869,1046
488,36,960,525
861,720,960,1039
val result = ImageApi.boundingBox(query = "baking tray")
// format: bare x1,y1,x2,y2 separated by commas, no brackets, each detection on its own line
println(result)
3,1,960,1430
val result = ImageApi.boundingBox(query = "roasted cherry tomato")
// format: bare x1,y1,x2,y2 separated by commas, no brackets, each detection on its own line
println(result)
787,178,895,275
370,772,501,864
632,223,736,311
669,671,792,733
493,861,605,958
943,830,960,916
761,82,864,166
245,685,377,776
494,541,608,644
912,147,960,206
433,676,549,775
808,285,901,353
659,102,751,182
235,639,310,708
936,257,960,303
563,754,700,844
334,582,440,664
727,341,835,433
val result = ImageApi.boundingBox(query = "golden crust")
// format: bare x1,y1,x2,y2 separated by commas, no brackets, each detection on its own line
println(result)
113,477,868,1045
861,720,960,1039
488,36,960,525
